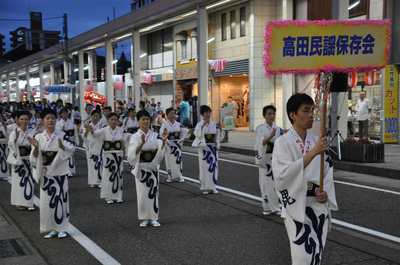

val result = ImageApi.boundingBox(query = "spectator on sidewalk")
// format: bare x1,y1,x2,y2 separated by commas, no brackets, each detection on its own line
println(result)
356,91,372,140
178,94,190,127
254,105,282,216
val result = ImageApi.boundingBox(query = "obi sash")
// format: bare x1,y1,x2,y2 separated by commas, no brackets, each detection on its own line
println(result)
127,127,139,134
65,130,75,137
307,182,319,197
140,149,157,163
19,145,32,156
205,134,215,144
168,131,180,141
102,141,122,151
266,142,274,154
43,151,58,166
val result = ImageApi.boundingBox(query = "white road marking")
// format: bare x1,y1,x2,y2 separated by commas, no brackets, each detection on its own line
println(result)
76,147,400,245
334,180,400,195
32,196,121,265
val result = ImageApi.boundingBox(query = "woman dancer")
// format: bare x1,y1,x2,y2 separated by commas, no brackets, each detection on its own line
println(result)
254,105,282,216
8,111,35,210
128,110,169,228
28,108,75,239
81,110,103,188
56,108,79,177
122,108,139,134
85,112,131,204
160,107,193,183
192,105,222,195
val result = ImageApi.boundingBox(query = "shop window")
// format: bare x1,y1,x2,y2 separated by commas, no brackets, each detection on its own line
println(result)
221,13,227,41
230,10,236,39
240,7,246,37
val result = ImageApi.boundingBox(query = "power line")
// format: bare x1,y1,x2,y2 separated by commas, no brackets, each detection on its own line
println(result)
0,16,63,22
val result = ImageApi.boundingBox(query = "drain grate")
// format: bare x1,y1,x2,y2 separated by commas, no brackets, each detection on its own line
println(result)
0,238,32,258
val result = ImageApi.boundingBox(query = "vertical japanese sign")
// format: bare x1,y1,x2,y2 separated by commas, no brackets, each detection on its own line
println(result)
384,65,398,143
223,105,235,131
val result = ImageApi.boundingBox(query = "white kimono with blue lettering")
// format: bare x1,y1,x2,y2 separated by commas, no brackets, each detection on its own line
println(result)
192,120,221,191
8,128,35,207
81,121,103,185
0,123,10,180
160,120,189,181
56,119,79,175
92,126,131,200
254,123,282,213
272,127,338,265
29,130,75,233
127,130,165,221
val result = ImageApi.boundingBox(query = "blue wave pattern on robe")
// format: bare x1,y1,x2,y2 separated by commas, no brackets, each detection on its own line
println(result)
169,144,182,172
139,169,159,214
105,153,123,194
14,159,34,201
0,143,9,174
68,152,75,169
202,145,218,184
90,154,103,181
42,175,69,225
293,206,328,265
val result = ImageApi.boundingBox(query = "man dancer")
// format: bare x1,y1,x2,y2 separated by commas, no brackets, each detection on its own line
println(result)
272,93,338,265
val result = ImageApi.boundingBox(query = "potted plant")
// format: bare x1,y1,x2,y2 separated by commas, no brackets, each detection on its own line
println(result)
340,137,384,163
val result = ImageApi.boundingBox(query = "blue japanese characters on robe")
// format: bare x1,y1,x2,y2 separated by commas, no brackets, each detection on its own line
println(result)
293,206,329,265
280,189,296,208
202,145,218,184
14,159,34,201
42,175,69,225
169,144,182,172
0,143,9,174
105,153,123,194
90,154,103,181
325,150,332,168
139,169,159,214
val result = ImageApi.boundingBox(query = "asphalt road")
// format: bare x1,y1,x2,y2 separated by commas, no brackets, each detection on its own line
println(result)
0,146,399,265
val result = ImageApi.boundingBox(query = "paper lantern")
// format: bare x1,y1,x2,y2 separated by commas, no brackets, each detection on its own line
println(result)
365,71,376,86
347,72,357,88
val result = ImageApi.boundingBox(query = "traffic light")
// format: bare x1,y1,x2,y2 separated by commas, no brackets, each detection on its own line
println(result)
10,27,27,48
0,34,5,56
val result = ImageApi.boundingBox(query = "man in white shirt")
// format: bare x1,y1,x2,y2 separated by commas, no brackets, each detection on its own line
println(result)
356,91,372,140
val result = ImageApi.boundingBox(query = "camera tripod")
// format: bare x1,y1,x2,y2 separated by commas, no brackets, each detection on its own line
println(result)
327,116,345,160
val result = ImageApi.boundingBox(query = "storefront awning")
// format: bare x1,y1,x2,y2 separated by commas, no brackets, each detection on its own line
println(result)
44,85,76,93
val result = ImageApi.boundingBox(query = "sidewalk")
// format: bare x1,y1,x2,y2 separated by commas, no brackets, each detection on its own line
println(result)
198,128,400,180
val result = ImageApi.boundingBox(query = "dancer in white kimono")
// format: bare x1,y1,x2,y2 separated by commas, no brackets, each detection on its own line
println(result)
127,110,169,228
28,108,75,239
254,105,282,216
192,105,222,195
81,103,93,125
85,112,131,204
81,110,103,188
122,108,139,134
8,111,35,210
56,108,79,177
161,108,194,183
0,117,10,181
100,106,111,127
272,93,338,265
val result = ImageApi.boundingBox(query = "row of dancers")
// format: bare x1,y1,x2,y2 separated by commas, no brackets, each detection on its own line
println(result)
2,104,224,239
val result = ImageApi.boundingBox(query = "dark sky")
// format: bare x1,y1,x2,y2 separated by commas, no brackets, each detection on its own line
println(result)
0,0,131,58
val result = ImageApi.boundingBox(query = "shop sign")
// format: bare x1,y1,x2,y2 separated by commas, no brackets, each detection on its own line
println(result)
44,85,74,93
263,20,391,77
384,65,398,143
222,105,235,131
230,89,243,101
84,91,106,105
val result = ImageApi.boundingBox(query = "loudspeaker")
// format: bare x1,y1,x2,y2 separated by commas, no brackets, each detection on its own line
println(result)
330,72,348,92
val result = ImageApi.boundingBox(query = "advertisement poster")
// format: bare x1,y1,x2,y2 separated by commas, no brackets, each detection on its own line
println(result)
384,65,399,143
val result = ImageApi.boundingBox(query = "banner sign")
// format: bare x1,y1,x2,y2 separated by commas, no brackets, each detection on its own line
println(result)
84,91,106,105
44,85,75,93
263,20,391,77
222,105,235,131
384,65,398,143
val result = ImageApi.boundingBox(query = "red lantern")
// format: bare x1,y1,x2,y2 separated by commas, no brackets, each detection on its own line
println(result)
365,71,376,86
347,72,357,88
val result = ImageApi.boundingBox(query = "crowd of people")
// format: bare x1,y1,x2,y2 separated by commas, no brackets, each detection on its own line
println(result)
2,93,337,264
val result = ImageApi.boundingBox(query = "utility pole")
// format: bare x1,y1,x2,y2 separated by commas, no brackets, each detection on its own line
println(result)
63,13,76,106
